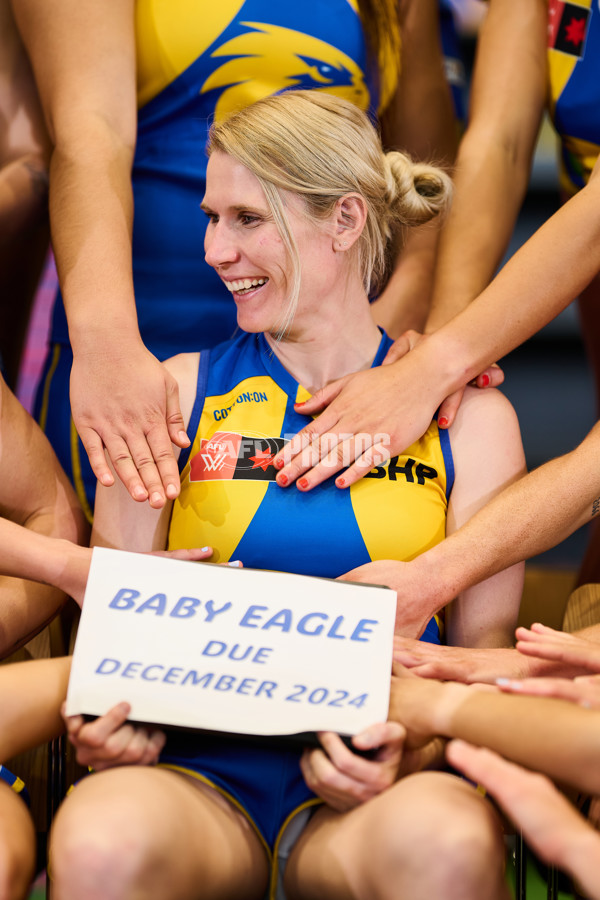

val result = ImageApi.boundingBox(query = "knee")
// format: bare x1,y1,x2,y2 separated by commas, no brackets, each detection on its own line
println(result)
0,836,35,900
0,791,36,900
50,801,154,900
365,775,505,897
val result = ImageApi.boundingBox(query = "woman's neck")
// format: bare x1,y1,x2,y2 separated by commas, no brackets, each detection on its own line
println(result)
263,287,383,394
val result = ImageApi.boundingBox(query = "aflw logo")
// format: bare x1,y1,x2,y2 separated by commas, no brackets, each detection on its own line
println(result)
200,452,229,472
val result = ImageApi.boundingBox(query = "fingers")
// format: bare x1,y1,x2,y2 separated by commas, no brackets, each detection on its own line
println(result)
62,701,166,770
289,375,352,417
164,372,189,450
474,363,504,389
496,675,600,708
275,428,389,492
151,547,213,562
330,439,391,490
446,740,533,799
351,722,406,761
436,387,464,430
381,331,415,366
300,727,401,811
63,701,130,747
79,426,115,488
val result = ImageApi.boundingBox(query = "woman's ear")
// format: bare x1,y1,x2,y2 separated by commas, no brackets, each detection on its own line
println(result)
332,193,367,251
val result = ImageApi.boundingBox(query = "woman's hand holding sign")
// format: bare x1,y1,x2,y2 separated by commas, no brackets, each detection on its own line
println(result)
300,722,410,812
62,701,166,771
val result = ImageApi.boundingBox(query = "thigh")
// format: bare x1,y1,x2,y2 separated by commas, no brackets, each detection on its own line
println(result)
284,771,507,900
0,780,36,900
50,765,269,900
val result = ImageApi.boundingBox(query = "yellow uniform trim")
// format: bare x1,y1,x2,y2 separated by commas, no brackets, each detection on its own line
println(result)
70,418,94,524
38,343,61,433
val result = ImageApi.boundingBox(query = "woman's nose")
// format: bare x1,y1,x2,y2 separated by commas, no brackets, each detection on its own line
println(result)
205,223,239,268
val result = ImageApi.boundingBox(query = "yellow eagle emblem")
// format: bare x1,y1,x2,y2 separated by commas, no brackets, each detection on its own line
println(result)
201,21,370,122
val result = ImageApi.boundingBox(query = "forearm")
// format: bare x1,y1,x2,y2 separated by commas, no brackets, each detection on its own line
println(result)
393,680,600,794
413,427,600,607
0,519,88,593
49,136,139,351
426,0,546,330
426,139,532,331
449,689,600,795
425,170,600,391
0,657,70,760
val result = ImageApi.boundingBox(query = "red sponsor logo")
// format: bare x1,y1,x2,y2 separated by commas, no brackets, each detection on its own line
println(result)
189,433,241,482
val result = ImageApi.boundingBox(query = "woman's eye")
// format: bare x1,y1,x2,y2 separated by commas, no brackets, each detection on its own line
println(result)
240,213,260,226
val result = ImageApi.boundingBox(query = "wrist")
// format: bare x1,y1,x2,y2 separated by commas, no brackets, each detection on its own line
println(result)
432,681,471,736
69,311,142,356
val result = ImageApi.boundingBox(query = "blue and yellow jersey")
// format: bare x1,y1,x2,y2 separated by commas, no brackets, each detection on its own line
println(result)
547,0,600,193
168,330,454,643
49,0,383,359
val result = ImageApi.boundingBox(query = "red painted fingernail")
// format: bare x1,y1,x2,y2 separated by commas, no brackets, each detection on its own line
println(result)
298,477,309,489
275,458,284,469
336,477,346,488
278,474,288,486
438,417,449,428
481,374,490,387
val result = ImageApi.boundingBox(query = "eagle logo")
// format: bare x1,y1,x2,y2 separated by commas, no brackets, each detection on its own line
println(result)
201,21,370,122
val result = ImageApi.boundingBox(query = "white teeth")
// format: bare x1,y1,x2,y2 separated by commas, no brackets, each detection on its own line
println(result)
224,277,268,293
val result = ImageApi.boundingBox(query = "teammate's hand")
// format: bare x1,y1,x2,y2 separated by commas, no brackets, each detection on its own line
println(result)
71,342,189,508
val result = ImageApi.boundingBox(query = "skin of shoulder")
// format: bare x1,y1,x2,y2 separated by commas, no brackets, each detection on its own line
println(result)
444,385,526,647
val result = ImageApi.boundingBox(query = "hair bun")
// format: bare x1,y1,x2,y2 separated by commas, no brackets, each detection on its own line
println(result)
384,151,452,228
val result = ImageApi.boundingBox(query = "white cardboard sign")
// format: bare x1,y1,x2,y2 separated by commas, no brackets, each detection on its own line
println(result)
66,548,396,737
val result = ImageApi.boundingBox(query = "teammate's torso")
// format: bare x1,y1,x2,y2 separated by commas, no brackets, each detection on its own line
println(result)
547,0,600,192
51,0,379,356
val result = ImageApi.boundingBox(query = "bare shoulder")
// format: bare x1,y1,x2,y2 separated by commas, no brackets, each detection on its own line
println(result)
450,385,521,442
448,385,526,507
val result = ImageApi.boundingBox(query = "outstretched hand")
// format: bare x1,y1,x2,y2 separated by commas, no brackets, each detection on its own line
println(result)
272,331,504,491
515,622,600,675
62,701,166,771
496,673,600,709
392,638,532,684
446,739,600,895
71,344,189,508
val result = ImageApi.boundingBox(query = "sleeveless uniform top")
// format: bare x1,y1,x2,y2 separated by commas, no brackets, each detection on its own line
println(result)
49,0,385,359
547,0,599,194
169,330,454,643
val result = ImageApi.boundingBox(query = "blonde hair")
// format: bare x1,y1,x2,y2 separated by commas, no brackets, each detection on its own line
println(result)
207,90,451,334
